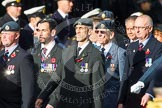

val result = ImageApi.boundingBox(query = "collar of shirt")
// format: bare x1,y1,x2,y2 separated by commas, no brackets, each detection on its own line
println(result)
130,39,138,43
139,35,151,47
78,41,90,56
10,15,19,22
101,42,112,56
58,9,68,19
28,23,35,31
41,40,56,57
5,44,18,56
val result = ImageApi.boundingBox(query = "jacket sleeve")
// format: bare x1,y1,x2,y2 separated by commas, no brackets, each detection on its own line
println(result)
20,54,35,108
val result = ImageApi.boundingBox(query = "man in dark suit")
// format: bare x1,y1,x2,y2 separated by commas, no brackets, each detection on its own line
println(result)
33,18,62,108
0,0,27,28
19,5,45,50
95,20,126,108
118,15,162,108
0,21,35,108
52,0,76,45
35,18,105,108
131,53,162,94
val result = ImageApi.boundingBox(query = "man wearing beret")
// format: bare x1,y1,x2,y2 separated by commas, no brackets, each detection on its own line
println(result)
0,21,35,108
0,0,27,28
35,18,105,108
95,20,126,108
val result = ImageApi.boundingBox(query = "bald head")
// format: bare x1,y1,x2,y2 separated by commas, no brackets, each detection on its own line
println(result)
134,14,153,41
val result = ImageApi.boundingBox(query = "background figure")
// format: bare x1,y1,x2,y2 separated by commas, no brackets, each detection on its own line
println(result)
33,18,62,108
153,24,162,42
95,20,126,108
52,0,76,45
118,15,162,108
0,21,35,108
0,0,27,28
124,16,138,47
19,5,45,51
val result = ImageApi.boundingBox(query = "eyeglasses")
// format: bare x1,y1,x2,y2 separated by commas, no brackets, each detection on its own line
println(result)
95,30,107,34
133,26,149,30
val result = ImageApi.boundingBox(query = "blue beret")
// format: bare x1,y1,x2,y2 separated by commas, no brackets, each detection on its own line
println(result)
154,24,162,32
95,20,115,30
73,18,93,27
98,10,114,20
1,21,20,32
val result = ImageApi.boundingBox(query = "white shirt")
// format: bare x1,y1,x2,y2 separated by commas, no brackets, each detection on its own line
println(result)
58,9,68,19
28,23,35,31
139,35,151,47
5,44,18,56
41,40,56,57
101,42,112,57
78,41,90,56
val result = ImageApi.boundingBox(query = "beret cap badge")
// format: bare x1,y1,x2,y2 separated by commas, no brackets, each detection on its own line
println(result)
5,25,10,30
101,13,106,19
100,24,105,29
78,22,82,25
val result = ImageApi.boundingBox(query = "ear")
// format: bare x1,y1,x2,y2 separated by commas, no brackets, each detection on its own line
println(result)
51,29,56,37
88,29,92,36
148,26,153,33
109,31,114,40
15,32,20,40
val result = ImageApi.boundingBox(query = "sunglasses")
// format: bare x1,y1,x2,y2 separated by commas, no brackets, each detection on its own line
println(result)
95,30,107,34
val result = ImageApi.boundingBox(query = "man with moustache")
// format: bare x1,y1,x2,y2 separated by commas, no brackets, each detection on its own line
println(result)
33,18,62,108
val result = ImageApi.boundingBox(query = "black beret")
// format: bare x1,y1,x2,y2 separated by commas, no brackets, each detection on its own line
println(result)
98,10,114,20
1,21,20,32
73,18,93,27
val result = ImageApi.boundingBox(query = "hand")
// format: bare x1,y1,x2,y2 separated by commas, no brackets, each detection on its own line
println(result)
118,103,123,108
131,81,144,94
141,93,150,106
46,104,54,108
35,98,43,108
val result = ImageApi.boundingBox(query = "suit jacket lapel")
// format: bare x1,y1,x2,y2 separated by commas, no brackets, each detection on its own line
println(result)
7,46,20,63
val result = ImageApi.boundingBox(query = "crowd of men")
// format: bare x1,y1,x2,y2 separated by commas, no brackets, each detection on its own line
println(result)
0,0,162,108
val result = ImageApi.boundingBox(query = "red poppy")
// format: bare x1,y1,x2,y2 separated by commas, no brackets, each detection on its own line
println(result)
11,52,16,58
145,49,150,55
107,55,112,59
51,58,56,63
75,57,83,62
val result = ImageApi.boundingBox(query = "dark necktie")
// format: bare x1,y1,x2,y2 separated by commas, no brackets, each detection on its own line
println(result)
138,43,143,51
101,48,105,55
3,50,9,61
41,48,47,58
65,15,70,35
77,47,82,56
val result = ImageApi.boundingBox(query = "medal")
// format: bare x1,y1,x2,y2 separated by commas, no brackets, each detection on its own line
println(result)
110,64,115,71
84,63,88,72
80,62,85,72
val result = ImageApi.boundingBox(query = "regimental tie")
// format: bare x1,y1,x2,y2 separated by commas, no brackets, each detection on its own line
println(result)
3,50,9,62
41,48,47,58
101,48,105,56
138,43,144,51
